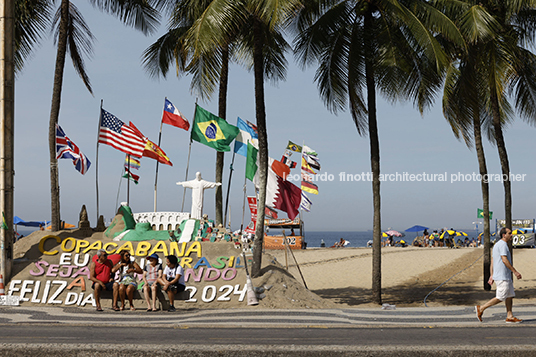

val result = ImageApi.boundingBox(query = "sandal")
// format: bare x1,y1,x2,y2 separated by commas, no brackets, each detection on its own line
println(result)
146,308,152,312
112,306,120,311
130,307,136,311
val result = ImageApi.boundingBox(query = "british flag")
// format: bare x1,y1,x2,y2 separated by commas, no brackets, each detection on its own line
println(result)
56,124,91,175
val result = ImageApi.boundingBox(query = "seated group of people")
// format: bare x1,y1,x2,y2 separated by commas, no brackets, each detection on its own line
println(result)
412,230,480,248
89,249,185,312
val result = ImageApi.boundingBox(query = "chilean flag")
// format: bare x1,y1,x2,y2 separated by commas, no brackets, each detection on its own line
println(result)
162,98,190,130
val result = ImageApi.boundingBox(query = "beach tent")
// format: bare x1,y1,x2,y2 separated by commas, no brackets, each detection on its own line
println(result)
13,216,50,227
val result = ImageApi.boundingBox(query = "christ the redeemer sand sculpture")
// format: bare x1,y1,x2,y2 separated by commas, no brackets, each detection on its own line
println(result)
177,172,222,220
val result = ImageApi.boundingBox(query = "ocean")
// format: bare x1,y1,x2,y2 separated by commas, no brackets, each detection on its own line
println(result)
14,227,482,249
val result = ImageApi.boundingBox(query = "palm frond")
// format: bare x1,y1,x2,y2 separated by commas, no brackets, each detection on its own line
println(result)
52,3,95,95
88,0,160,35
15,0,54,74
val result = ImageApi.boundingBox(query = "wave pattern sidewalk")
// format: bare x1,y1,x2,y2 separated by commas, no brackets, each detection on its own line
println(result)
1,305,536,327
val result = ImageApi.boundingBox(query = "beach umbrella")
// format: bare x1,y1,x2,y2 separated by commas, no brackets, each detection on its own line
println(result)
405,225,429,232
382,232,389,238
512,229,525,235
456,231,468,237
385,230,403,237
440,230,457,239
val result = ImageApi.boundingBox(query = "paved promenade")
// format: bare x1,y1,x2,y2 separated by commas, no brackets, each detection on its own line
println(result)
1,304,536,327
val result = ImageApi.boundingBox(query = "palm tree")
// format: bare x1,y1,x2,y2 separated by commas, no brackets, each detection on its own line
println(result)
47,0,160,230
443,42,496,290
142,0,232,226
294,0,462,303
183,0,301,276
15,0,54,74
443,0,536,282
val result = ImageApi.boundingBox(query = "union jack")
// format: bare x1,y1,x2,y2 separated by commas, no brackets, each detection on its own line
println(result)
56,124,91,175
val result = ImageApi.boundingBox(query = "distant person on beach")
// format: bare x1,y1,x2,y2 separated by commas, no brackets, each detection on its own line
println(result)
157,255,186,312
475,228,523,323
113,251,143,311
143,253,163,312
89,249,114,312
39,224,44,231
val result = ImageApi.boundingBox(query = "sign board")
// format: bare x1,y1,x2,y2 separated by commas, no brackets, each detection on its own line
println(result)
512,233,535,248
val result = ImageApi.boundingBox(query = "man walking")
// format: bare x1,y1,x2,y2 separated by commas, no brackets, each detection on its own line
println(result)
475,227,522,323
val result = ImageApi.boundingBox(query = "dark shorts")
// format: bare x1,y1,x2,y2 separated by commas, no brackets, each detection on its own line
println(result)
92,281,114,291
169,283,185,293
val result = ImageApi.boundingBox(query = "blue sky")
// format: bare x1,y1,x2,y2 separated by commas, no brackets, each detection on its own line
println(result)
14,4,536,232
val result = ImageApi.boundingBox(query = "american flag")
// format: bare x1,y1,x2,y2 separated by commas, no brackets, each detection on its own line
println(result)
56,124,91,175
98,109,144,158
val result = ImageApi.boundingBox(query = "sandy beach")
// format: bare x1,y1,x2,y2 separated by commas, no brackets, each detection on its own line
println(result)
267,246,536,308
10,230,536,309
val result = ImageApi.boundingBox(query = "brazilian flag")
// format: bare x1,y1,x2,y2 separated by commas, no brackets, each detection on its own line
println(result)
191,105,240,152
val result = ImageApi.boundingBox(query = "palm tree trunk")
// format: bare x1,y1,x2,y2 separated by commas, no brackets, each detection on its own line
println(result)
251,18,267,278
364,11,381,305
473,110,491,290
48,0,69,231
490,87,512,258
215,46,229,226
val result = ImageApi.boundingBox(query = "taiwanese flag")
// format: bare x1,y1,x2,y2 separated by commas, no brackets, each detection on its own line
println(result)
162,98,190,130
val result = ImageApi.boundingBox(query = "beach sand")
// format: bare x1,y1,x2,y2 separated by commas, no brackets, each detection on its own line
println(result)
267,246,536,308
10,231,536,309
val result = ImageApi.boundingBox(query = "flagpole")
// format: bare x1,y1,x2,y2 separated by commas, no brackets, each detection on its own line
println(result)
154,98,165,212
127,154,131,207
223,151,235,227
115,165,123,210
181,101,197,212
240,168,248,233
95,100,103,222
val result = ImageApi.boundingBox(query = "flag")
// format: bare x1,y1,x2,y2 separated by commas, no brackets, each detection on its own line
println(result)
287,141,302,153
129,122,173,166
281,155,297,169
99,109,145,158
1,212,7,230
162,98,189,130
301,171,314,183
303,152,321,170
301,157,316,174
123,168,139,185
245,142,258,181
301,180,319,195
254,164,302,220
56,124,91,175
477,208,493,220
302,145,317,156
125,156,140,170
300,192,312,212
234,117,258,157
271,158,290,180
191,105,240,152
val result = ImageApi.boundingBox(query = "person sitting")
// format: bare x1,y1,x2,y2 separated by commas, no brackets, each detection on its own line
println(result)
112,251,143,311
89,249,114,312
157,255,186,312
143,253,163,312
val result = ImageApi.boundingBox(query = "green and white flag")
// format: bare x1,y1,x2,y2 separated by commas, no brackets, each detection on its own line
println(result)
245,142,258,181
191,105,240,152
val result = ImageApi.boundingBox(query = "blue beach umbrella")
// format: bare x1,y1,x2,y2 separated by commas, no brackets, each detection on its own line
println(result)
405,225,429,233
